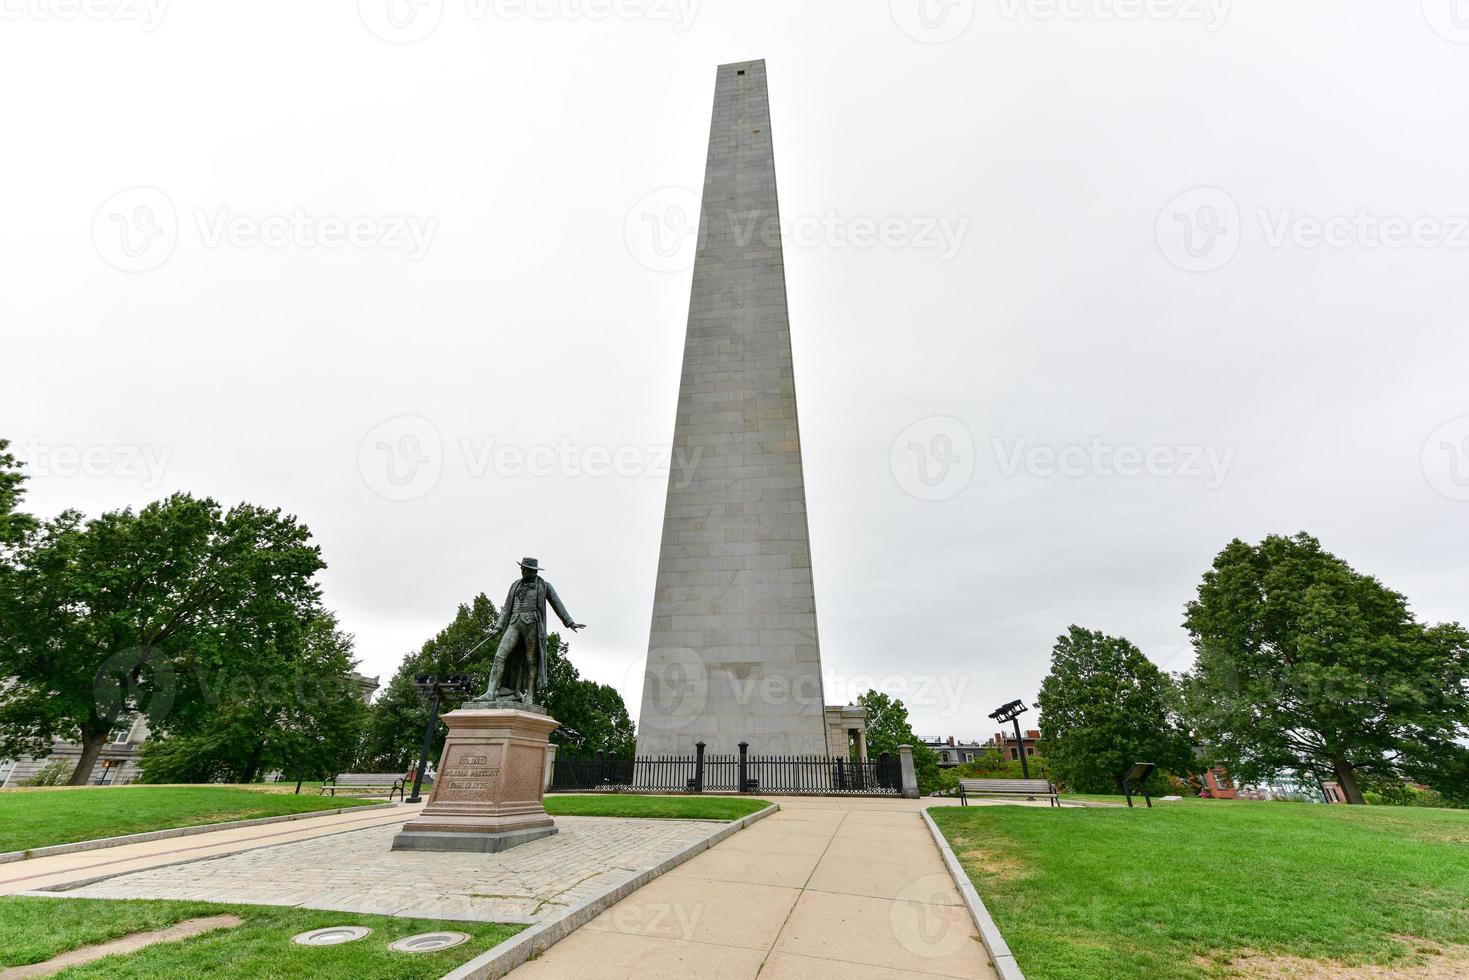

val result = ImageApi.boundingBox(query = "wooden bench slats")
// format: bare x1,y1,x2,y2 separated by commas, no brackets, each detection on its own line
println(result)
321,773,407,801
959,779,1051,792
957,777,1060,807
333,774,406,785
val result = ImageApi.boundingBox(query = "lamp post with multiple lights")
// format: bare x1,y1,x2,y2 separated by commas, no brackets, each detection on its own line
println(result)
988,699,1032,779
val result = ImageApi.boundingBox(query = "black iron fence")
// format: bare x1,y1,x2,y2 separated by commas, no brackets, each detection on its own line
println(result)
550,741,903,796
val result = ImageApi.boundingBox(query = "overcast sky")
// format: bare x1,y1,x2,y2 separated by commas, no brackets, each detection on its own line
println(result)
4,0,1468,740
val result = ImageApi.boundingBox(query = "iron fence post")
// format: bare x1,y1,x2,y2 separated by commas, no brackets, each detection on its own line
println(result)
738,741,749,793
694,741,706,793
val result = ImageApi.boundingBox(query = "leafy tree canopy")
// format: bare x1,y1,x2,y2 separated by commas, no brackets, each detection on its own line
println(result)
0,493,324,784
1182,532,1469,805
0,438,36,547
1036,625,1194,794
138,613,368,784
855,689,942,794
356,595,635,771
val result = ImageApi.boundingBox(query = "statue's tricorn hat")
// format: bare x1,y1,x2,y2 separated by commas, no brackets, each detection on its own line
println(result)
518,557,542,572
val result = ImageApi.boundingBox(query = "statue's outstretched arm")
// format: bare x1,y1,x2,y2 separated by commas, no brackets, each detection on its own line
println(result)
546,583,585,631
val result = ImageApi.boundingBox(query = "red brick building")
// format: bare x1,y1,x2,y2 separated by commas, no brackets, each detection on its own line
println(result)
990,729,1040,762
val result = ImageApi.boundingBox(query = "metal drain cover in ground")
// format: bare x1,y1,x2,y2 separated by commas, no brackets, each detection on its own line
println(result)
389,931,472,953
292,926,372,946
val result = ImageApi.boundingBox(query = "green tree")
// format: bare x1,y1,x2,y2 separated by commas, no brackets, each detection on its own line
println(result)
1182,533,1469,805
0,439,36,547
355,595,500,772
137,614,368,784
0,494,324,785
1035,626,1193,794
855,690,942,794
540,635,636,757
0,441,36,681
356,595,635,770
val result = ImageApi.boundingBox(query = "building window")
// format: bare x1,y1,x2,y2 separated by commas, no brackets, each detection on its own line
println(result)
1010,749,1018,760
109,714,137,745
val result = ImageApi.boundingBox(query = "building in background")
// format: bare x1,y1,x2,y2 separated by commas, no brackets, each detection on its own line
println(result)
1197,766,1238,799
990,728,1041,762
920,736,992,768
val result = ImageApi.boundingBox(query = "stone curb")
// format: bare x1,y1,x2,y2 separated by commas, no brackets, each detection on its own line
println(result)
921,809,1026,980
439,802,781,980
0,802,398,865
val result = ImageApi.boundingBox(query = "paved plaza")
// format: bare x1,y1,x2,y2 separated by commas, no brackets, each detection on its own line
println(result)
0,803,420,896
58,815,725,924
5,794,1045,977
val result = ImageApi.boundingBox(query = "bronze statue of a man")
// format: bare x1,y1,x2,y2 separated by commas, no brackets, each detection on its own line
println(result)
480,557,584,706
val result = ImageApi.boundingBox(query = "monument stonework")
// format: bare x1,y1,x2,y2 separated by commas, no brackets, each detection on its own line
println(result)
391,708,560,853
393,558,582,854
637,60,830,758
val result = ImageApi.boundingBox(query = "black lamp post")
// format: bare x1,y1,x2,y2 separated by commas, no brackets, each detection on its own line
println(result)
407,673,474,803
988,699,1032,779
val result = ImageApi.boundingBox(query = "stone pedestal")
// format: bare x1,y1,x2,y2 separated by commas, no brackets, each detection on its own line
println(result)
392,708,559,853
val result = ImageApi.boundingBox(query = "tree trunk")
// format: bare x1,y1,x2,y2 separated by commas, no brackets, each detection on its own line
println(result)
67,728,109,786
1330,754,1366,805
239,738,267,784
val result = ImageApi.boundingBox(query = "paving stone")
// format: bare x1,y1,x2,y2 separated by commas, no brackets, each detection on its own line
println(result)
60,816,721,924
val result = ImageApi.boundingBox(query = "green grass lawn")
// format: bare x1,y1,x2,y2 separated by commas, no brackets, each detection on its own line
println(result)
543,794,771,821
931,798,1469,978
0,786,378,854
0,896,520,978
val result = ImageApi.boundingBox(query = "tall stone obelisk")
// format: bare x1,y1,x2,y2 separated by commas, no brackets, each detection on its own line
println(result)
637,60,829,758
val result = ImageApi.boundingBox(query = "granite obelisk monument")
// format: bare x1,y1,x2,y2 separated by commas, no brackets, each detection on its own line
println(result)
637,60,830,758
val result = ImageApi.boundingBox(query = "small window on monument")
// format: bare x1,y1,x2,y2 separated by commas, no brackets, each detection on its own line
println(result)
737,69,746,75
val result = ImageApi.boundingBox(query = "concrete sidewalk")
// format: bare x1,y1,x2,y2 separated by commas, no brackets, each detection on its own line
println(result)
508,796,998,979
0,802,422,896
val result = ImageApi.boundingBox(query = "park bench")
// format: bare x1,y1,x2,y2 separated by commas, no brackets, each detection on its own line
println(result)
320,773,407,801
957,777,1060,808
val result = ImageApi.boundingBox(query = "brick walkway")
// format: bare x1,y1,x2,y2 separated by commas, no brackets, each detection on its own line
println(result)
0,804,420,896
59,816,723,924
507,796,997,979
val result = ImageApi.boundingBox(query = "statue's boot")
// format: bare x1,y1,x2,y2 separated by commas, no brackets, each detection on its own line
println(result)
482,647,510,700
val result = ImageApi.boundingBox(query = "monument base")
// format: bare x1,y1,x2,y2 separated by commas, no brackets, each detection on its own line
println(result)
390,707,559,854
391,826,557,853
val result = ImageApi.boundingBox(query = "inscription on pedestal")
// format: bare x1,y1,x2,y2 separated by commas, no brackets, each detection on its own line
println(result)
394,707,561,853
437,750,503,798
